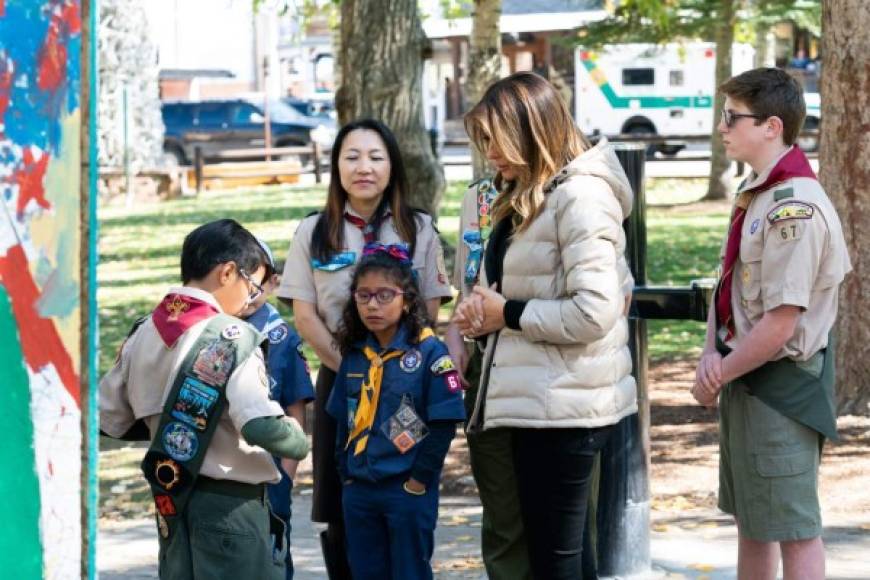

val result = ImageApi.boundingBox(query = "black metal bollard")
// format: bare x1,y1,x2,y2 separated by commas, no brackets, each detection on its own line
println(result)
595,143,651,577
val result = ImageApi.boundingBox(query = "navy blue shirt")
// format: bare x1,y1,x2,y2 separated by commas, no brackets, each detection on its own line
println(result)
326,324,466,484
246,302,315,516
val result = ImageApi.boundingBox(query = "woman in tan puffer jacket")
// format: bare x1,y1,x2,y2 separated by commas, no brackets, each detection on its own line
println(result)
449,72,635,579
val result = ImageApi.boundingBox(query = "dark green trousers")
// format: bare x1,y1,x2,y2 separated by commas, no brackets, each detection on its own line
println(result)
464,348,532,580
157,486,285,580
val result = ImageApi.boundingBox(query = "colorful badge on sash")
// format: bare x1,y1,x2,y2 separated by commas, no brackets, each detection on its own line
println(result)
400,349,423,373
192,340,236,386
154,458,185,491
463,230,483,286
162,422,200,462
171,376,219,431
381,393,429,454
430,355,456,376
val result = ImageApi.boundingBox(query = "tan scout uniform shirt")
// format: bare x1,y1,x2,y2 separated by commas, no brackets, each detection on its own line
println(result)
724,148,852,361
100,287,285,484
277,204,453,334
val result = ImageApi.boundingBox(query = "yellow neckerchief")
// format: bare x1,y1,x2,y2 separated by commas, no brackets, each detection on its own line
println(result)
346,327,435,456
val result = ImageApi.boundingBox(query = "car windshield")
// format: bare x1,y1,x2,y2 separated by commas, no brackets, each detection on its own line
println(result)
266,100,308,123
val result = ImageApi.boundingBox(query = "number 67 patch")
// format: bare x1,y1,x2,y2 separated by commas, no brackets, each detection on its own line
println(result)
776,219,806,242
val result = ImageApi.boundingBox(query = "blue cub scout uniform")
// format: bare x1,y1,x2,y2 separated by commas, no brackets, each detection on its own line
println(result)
246,302,315,580
327,325,465,483
326,324,465,580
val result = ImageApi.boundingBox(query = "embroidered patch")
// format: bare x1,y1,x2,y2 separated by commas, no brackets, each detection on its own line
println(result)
767,201,814,224
430,355,456,376
221,324,242,340
445,371,462,393
347,397,358,430
777,221,804,241
157,513,169,538
162,422,199,462
154,458,183,491
773,187,794,201
171,376,219,432
268,325,288,344
346,372,365,378
742,266,751,286
750,219,761,234
155,494,177,516
400,349,423,373
192,340,236,386
311,251,356,272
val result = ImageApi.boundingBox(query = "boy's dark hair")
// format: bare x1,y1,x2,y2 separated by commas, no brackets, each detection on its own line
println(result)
336,252,431,354
719,68,806,146
180,219,269,284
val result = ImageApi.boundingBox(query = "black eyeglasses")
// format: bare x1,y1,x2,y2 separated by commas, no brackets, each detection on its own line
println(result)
722,108,766,128
239,269,264,301
353,287,404,305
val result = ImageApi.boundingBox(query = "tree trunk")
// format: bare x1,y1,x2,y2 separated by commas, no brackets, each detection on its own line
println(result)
335,0,445,215
820,0,870,415
466,0,502,181
704,0,737,201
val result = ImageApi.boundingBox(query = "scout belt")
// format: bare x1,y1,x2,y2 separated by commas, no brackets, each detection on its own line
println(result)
141,313,262,540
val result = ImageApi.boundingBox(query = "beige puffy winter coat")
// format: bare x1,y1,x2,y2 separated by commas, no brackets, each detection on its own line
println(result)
469,138,637,430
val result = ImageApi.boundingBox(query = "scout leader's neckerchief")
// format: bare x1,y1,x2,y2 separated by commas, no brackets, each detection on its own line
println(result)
715,146,817,340
344,210,392,245
141,313,261,541
463,178,498,285
152,293,220,348
346,327,435,455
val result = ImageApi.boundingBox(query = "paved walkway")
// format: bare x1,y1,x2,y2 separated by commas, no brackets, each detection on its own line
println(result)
99,490,869,579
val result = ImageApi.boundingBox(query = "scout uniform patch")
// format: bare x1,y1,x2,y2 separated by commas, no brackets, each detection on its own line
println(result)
192,340,236,386
268,324,288,344
311,251,356,271
162,422,200,462
400,349,423,373
463,178,499,286
767,201,814,224
430,355,456,376
380,393,429,454
445,372,462,393
750,219,761,234
155,494,177,516
171,377,219,431
156,513,170,539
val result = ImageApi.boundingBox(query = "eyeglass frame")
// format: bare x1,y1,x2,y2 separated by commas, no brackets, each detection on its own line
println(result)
238,268,265,301
721,108,767,129
353,287,405,305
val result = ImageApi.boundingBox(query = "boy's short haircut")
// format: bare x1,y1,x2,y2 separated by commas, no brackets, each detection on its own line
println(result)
719,68,806,146
181,219,269,283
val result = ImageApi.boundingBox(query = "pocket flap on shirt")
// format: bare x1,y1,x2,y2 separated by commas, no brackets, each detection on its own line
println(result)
755,450,815,478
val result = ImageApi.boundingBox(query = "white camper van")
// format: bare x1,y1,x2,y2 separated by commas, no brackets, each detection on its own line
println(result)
574,42,756,154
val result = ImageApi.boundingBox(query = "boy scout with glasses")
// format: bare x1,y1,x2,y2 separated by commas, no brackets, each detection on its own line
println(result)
100,219,310,580
692,68,851,580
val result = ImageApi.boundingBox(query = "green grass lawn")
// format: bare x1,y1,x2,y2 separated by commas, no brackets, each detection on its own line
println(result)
97,178,728,374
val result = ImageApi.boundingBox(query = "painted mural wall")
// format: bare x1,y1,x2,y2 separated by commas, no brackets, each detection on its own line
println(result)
0,0,83,577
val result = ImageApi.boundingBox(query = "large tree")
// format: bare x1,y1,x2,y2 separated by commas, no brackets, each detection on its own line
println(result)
820,0,870,415
466,0,502,180
334,0,444,215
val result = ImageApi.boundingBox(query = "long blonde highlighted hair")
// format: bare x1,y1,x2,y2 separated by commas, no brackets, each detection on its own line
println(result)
465,72,590,233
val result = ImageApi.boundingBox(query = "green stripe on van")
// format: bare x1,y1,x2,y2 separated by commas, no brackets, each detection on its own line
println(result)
581,58,713,109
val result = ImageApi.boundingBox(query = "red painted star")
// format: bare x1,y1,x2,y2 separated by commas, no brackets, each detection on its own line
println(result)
14,147,52,217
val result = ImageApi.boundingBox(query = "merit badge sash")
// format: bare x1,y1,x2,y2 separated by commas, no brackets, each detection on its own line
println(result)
141,313,262,540
464,178,498,286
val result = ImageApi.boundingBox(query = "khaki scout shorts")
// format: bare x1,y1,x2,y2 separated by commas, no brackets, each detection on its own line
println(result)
718,382,823,542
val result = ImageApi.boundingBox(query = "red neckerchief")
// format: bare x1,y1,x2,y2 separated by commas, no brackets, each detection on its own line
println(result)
152,293,220,348
716,146,817,340
344,210,391,244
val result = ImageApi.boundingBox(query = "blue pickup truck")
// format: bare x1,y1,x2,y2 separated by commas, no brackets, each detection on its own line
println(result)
161,98,336,165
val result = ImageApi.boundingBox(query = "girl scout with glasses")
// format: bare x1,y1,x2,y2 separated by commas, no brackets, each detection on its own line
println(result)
326,244,465,580
276,119,452,578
